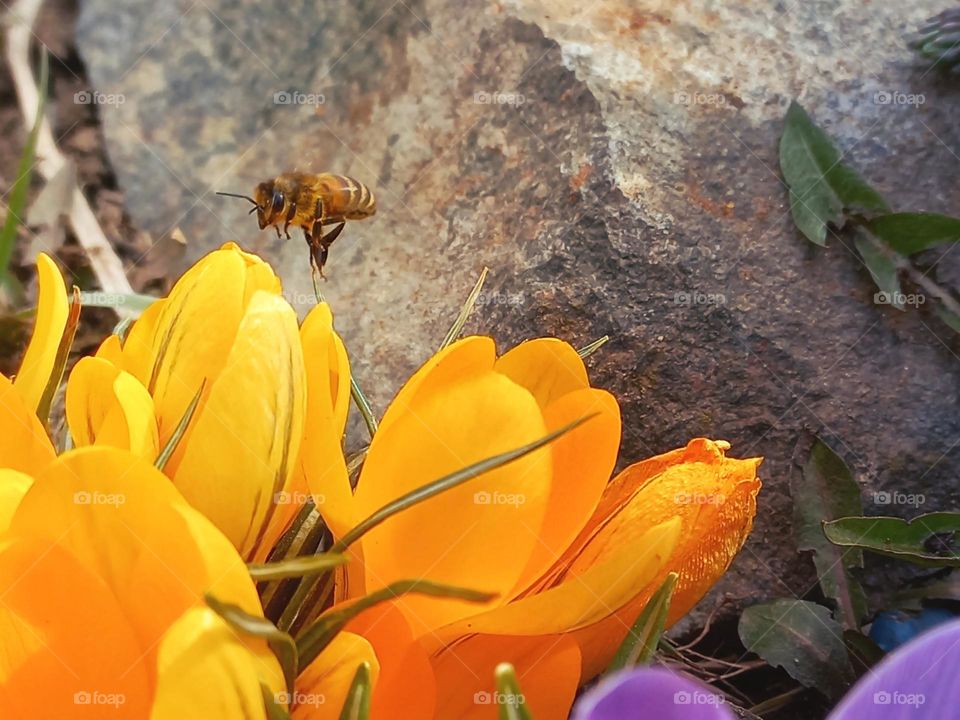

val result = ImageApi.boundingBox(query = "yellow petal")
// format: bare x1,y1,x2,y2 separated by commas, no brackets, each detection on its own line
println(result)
0,469,32,532
565,439,762,679
152,607,282,720
9,447,264,672
173,291,306,559
355,351,551,633
0,537,152,717
0,373,55,474
494,338,589,409
14,253,69,412
431,634,581,720
119,298,165,384
148,245,280,442
66,357,159,459
428,518,679,649
293,631,380,720
299,303,352,539
95,333,124,364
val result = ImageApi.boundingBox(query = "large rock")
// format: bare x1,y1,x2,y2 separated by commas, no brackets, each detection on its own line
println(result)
76,0,960,625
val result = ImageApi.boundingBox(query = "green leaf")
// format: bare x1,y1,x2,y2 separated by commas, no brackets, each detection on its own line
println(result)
329,414,595,554
779,101,888,246
843,629,885,675
79,290,158,315
260,682,293,720
440,266,489,350
934,306,960,334
823,513,960,567
205,593,298,695
338,663,372,720
853,227,904,310
297,579,496,668
155,381,205,471
868,213,960,256
248,553,348,582
607,572,677,672
739,599,855,700
790,437,867,629
494,663,533,720
0,53,48,301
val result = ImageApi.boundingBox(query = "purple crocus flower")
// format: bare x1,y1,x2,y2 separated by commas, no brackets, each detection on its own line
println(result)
573,619,960,720
572,667,734,720
829,617,960,720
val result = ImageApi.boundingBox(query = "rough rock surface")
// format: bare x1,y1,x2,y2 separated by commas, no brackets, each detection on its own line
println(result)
76,0,960,629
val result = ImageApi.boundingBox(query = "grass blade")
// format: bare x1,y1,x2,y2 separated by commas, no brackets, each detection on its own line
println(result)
494,663,533,720
248,553,348,582
338,663,372,720
440,267,489,350
606,572,677,672
36,285,80,427
577,335,609,359
155,381,205,471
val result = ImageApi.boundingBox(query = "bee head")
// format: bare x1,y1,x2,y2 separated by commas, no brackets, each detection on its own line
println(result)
253,181,286,229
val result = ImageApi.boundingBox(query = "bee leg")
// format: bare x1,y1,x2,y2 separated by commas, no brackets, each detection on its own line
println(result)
275,225,282,240
284,202,297,239
319,222,345,247
304,224,327,281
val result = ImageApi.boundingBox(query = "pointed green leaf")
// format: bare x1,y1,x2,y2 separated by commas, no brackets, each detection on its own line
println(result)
790,437,867,629
843,629,885,676
780,101,887,246
248,553,348,582
205,593,298,695
338,662,372,720
494,663,533,720
935,306,960,334
261,682,293,720
577,335,610,359
739,599,855,700
853,228,904,310
607,572,677,672
297,579,496,668
155,380,205,471
440,267,489,350
823,513,960,567
868,213,960,256
80,290,158,314
0,53,48,300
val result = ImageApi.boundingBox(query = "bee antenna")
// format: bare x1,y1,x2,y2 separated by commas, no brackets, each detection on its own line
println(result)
216,191,259,207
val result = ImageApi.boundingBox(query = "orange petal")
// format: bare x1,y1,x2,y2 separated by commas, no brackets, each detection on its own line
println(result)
494,338,589,409
564,439,762,679
431,634,581,720
14,253,69,413
0,470,32,532
9,447,263,673
508,388,620,595
354,356,551,633
428,517,679,651
293,631,380,720
0,537,152,718
0,373,55,474
345,602,436,719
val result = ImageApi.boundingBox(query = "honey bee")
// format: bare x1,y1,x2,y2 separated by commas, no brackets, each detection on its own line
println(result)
217,172,376,276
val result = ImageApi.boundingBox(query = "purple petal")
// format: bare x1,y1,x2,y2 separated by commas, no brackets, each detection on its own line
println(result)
572,667,735,720
830,617,960,720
